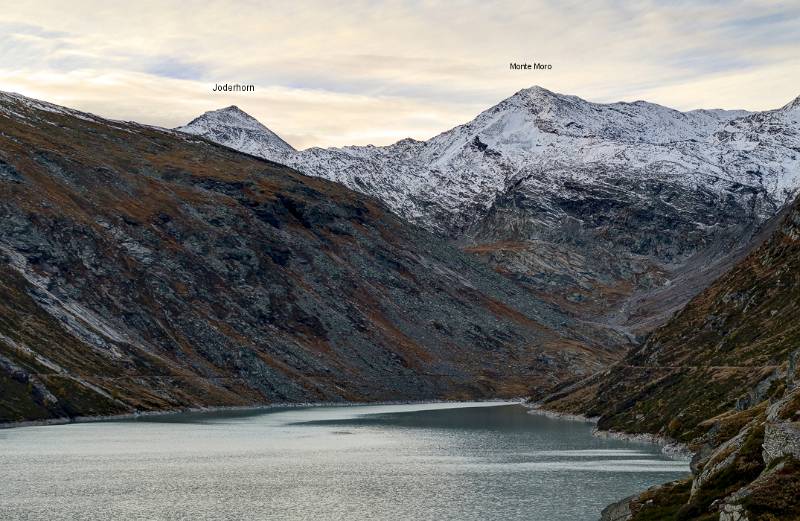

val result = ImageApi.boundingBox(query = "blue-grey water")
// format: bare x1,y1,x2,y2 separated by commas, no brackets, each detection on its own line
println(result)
0,402,689,520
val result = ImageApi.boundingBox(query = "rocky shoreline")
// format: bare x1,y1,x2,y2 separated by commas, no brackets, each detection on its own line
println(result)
524,403,692,460
592,429,692,459
523,403,599,424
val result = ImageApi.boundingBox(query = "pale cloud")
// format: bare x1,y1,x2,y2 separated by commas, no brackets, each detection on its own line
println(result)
0,1,798,148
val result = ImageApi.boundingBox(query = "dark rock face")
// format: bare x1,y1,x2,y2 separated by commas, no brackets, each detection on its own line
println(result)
0,92,617,423
466,168,777,338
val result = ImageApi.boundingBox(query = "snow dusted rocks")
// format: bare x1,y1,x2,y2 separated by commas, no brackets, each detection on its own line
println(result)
177,105,295,160
178,87,800,239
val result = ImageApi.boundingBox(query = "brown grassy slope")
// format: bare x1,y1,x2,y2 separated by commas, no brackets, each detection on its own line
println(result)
541,195,800,444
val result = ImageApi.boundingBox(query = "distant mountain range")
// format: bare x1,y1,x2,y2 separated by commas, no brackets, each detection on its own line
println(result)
178,87,800,341
179,87,800,236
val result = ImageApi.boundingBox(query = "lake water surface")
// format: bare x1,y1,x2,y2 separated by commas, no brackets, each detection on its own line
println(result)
0,402,689,520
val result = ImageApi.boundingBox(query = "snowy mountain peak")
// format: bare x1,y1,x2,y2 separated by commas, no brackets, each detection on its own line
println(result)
216,105,249,117
183,105,271,132
507,85,578,110
177,105,295,156
472,86,736,145
781,94,800,113
514,85,558,98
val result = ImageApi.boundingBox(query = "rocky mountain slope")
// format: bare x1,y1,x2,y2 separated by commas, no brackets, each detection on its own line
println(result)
0,91,616,424
540,194,800,520
178,88,800,338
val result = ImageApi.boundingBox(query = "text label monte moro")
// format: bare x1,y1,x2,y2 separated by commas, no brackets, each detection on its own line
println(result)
213,83,255,92
509,62,552,70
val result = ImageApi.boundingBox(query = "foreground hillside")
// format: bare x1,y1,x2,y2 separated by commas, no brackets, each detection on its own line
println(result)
0,92,615,424
540,195,800,520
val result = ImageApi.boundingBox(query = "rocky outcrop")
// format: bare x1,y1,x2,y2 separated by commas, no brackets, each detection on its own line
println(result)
593,365,800,520
691,427,752,498
787,349,799,390
599,495,633,521
719,503,748,521
763,422,800,466
715,454,800,521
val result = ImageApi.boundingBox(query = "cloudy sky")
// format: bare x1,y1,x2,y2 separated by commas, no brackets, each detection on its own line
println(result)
1,1,799,148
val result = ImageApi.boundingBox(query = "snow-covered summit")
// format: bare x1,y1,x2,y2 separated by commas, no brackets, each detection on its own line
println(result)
207,106,269,129
487,86,750,144
177,105,295,159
